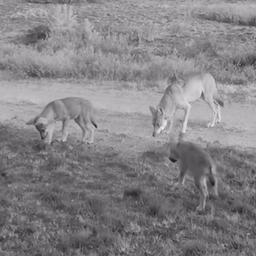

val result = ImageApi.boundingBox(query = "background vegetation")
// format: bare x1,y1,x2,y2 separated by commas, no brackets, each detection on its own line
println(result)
0,0,256,86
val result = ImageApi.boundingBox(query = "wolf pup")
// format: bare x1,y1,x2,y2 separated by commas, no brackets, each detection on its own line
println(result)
169,134,218,212
149,73,224,136
26,97,97,144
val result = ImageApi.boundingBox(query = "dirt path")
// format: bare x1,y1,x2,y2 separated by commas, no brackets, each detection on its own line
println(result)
0,80,255,151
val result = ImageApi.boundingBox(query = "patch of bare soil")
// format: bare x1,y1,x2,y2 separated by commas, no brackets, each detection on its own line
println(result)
0,80,255,150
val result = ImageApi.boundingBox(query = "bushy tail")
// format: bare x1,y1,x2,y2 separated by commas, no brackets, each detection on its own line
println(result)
208,166,216,186
90,117,98,128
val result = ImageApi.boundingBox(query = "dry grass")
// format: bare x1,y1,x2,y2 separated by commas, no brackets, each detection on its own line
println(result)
0,0,256,85
0,124,255,255
0,29,199,81
196,3,256,27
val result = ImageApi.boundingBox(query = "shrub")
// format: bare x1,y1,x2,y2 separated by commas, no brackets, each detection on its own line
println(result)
1,4,255,84
196,4,256,27
19,25,51,45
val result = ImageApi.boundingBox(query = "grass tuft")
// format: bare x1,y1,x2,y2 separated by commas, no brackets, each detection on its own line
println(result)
182,240,207,256
38,188,66,211
123,187,143,200
42,152,64,171
142,193,171,219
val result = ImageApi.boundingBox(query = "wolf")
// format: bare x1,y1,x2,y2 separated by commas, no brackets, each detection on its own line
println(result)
169,133,218,212
26,97,97,144
149,73,224,136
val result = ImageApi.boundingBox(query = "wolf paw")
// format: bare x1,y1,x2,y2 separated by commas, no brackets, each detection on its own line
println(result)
207,122,215,128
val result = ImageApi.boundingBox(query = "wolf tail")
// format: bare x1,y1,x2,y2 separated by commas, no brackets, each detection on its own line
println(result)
208,165,216,187
90,117,98,128
208,164,219,199
90,116,98,128
214,97,224,107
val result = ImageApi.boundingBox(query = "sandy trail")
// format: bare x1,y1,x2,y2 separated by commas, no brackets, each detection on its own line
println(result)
0,80,255,150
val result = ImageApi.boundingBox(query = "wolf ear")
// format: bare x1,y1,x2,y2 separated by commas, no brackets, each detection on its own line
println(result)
26,116,38,125
149,106,156,115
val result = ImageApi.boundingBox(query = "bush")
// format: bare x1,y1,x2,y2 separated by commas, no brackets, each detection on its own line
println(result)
196,4,256,27
20,25,51,45
0,4,255,84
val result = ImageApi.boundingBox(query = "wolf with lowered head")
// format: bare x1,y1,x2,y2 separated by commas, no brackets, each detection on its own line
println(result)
149,73,224,137
26,97,97,145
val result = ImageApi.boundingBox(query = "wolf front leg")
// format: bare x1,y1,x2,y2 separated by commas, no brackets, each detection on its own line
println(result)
181,103,191,133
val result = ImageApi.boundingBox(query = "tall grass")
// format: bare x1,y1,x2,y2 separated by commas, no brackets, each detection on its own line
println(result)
0,4,256,85
196,3,256,26
0,5,199,83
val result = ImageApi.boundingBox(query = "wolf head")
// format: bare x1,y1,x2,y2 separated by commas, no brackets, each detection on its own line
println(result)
149,106,169,137
26,116,49,140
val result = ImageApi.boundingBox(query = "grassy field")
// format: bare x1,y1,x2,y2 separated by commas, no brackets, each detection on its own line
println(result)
0,0,256,255
0,0,256,85
0,124,255,256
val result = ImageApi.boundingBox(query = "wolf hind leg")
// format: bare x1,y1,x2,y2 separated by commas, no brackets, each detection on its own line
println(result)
74,116,86,142
195,176,208,212
85,123,95,144
205,98,218,128
61,119,69,142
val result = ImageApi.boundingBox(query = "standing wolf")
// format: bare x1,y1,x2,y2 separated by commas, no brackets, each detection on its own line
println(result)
26,97,97,144
149,73,224,136
169,134,218,212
